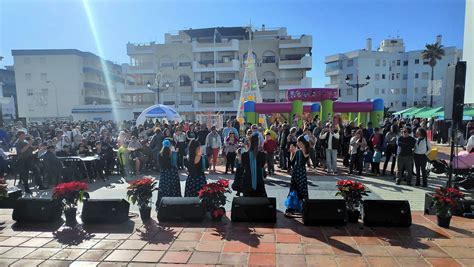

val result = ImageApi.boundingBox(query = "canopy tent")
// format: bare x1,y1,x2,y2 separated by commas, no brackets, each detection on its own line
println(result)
393,107,417,115
402,107,431,118
135,104,182,126
415,107,444,119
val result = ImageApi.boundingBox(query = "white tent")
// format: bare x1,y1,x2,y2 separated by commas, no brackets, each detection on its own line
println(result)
135,104,182,126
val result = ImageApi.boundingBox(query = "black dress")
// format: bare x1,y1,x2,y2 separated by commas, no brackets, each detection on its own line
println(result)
241,151,267,197
156,154,181,209
184,156,207,197
289,150,309,200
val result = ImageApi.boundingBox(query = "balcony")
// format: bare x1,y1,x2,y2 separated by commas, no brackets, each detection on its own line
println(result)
325,83,340,89
279,35,312,49
193,79,240,93
193,99,238,111
192,59,240,72
122,63,154,74
192,39,239,52
279,77,312,90
120,84,155,94
126,42,155,55
279,55,312,70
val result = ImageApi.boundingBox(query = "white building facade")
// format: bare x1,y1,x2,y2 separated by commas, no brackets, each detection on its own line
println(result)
12,49,124,122
325,36,462,111
122,26,312,120
464,0,474,104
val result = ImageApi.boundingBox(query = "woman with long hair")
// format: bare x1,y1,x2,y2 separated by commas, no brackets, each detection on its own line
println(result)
241,133,267,197
414,128,431,187
184,140,208,197
285,134,310,216
156,139,181,209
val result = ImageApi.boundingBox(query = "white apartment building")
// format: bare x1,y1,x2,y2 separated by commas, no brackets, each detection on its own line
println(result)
12,49,124,121
121,26,312,120
464,0,473,104
325,36,462,111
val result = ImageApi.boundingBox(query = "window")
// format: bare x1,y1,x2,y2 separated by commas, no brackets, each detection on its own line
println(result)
381,89,385,94
415,87,418,93
414,101,418,106
415,73,419,79
202,92,215,103
381,74,386,79
24,57,30,64
25,73,31,81
375,59,380,66
347,59,353,67
347,88,353,95
179,75,191,86
347,74,353,80
423,61,429,65
403,60,408,66
395,88,400,94
415,59,420,64
375,88,379,95
391,73,395,80
403,74,408,80
402,102,407,107
402,88,407,94
178,62,191,67
390,102,394,107
27,89,33,96
40,73,47,81
396,73,400,80
396,60,400,66
422,87,428,94
375,74,380,80
40,57,46,64
262,56,275,63
382,60,386,67
389,89,395,94
422,72,429,79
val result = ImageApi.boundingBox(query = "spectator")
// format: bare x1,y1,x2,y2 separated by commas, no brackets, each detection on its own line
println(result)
396,127,416,186
205,126,222,172
414,128,431,187
224,131,238,174
263,132,277,175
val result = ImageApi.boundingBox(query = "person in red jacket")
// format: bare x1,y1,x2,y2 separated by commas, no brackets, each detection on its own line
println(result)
263,133,278,175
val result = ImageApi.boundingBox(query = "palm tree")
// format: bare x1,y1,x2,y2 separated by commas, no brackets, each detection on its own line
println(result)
421,42,445,107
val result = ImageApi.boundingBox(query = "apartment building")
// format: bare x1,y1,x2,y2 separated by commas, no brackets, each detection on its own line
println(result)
464,0,473,104
0,66,17,120
121,26,313,120
325,36,462,111
12,49,124,121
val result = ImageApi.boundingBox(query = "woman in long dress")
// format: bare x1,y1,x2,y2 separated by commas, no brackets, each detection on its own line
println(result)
184,140,208,197
156,139,181,210
285,134,310,216
241,133,267,197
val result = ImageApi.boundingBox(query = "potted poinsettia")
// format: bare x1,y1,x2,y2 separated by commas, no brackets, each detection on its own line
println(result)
336,180,370,223
127,177,158,221
53,181,89,226
432,186,464,228
198,179,231,221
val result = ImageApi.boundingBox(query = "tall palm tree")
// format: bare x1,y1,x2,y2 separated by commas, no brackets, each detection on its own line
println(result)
421,42,445,107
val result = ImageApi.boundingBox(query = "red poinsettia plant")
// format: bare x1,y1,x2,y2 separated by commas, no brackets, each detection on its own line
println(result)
0,177,8,199
432,186,464,217
336,180,370,211
127,177,158,209
53,181,89,210
198,179,231,213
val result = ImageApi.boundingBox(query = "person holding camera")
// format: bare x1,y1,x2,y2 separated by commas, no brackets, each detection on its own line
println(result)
319,123,340,175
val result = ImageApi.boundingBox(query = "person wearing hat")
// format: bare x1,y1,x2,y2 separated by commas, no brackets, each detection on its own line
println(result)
156,139,181,209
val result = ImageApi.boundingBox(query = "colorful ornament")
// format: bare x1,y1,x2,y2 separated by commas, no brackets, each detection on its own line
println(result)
248,95,254,101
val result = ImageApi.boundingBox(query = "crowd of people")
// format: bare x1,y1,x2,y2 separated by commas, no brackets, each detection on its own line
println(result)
0,116,472,204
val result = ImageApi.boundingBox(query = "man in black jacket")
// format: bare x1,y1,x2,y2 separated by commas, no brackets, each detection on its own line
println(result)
396,127,416,185
278,124,289,170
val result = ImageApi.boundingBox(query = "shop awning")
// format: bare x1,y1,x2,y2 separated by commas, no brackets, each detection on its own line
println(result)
402,107,431,118
393,107,416,115
415,107,444,119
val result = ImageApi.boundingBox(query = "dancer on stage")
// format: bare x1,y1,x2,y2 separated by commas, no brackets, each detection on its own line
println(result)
156,139,181,209
240,133,267,197
184,140,208,197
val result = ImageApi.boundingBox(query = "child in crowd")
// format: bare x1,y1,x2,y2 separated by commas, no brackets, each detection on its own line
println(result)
372,145,382,176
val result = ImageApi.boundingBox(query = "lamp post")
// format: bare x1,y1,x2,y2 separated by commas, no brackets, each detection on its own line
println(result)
146,72,169,105
46,80,60,119
261,78,267,88
345,74,371,102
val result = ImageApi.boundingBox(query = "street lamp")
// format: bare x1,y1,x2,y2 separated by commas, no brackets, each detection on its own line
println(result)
46,80,60,119
345,74,370,102
146,72,170,105
261,78,267,88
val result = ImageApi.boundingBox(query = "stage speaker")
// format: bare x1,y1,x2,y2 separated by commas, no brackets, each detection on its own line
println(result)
231,197,276,223
445,61,466,126
12,198,62,223
363,200,411,227
0,188,22,209
303,199,347,226
81,199,130,224
158,197,205,222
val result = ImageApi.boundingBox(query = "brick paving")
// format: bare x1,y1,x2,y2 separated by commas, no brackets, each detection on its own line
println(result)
0,208,472,266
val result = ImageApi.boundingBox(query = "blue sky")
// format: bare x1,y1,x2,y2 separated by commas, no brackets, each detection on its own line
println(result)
0,0,466,87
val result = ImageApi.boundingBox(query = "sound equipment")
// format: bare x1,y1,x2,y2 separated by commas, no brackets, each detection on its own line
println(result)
0,188,22,209
81,199,129,224
231,197,276,223
425,193,474,215
158,197,205,222
12,198,62,223
303,199,347,226
363,200,411,227
445,61,466,126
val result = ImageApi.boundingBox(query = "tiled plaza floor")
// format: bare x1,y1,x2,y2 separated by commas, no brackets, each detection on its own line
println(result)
0,209,473,266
